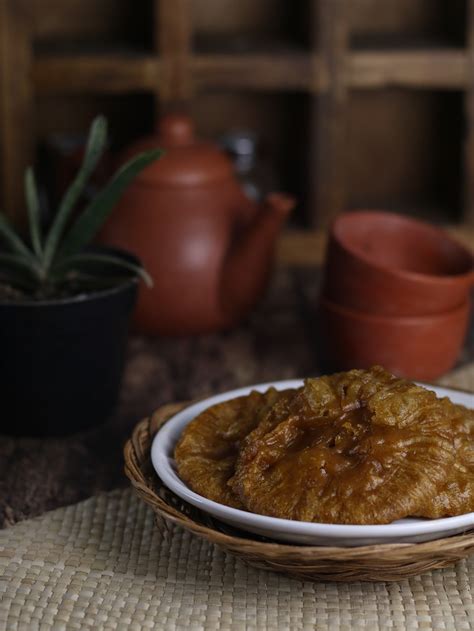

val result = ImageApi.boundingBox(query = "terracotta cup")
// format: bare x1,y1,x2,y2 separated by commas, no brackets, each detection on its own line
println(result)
323,211,474,316
318,296,470,381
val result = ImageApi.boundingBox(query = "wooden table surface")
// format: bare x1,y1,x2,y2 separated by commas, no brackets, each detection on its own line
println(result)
1,229,472,528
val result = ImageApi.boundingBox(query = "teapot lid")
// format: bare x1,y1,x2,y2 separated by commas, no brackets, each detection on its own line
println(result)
122,114,234,187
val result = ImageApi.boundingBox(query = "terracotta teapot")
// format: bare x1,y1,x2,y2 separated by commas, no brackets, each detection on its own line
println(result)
101,114,295,334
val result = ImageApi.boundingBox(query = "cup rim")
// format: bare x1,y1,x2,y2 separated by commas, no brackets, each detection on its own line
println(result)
330,211,474,286
319,295,470,325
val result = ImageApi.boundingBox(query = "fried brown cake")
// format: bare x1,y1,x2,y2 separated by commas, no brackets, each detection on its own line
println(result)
418,404,474,518
230,367,472,524
174,387,294,508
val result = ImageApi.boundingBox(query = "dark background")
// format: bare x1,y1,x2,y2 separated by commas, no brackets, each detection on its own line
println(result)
1,0,472,228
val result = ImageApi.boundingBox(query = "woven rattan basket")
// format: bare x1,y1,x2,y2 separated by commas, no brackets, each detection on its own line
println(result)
124,402,474,583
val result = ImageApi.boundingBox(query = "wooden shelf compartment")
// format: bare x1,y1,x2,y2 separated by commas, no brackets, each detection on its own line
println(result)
32,0,155,55
191,0,313,54
350,0,467,50
191,90,310,225
35,93,156,211
35,93,156,150
346,89,464,223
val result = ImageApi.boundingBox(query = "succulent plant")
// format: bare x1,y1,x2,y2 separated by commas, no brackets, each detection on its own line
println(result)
0,116,162,300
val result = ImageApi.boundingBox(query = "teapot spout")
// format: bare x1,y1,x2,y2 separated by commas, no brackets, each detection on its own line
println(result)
221,193,295,323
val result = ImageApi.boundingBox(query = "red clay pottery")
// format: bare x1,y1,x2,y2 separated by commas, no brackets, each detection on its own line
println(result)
101,114,295,334
318,296,470,381
323,211,473,316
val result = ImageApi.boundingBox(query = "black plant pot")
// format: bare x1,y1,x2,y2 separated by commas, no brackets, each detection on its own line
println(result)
0,264,138,437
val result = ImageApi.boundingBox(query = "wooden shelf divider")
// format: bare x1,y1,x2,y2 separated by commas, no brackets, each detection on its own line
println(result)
34,55,161,95
191,53,319,91
464,0,474,225
155,0,193,108
309,0,350,228
32,48,470,96
350,49,468,90
0,0,34,222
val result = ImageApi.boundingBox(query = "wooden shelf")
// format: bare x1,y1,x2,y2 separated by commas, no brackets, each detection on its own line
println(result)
35,51,316,95
192,53,317,91
350,49,467,90
276,226,474,266
33,48,469,96
34,54,160,95
351,34,466,52
2,0,474,227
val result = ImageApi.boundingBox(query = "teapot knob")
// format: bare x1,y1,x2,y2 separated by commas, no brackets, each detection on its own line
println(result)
159,114,195,146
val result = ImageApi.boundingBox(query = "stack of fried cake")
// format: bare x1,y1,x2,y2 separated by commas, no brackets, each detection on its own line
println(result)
175,367,474,524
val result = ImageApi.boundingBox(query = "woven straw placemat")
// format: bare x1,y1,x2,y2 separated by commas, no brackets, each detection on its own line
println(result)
1,487,473,631
0,364,472,631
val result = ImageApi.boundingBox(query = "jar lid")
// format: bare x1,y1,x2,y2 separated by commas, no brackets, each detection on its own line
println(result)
121,114,234,187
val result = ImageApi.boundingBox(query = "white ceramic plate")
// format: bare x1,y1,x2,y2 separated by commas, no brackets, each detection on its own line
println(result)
151,380,474,546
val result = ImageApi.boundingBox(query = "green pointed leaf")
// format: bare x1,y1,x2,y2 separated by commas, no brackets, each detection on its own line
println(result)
0,254,39,292
53,252,153,287
42,115,108,268
59,272,138,291
25,167,43,258
58,148,163,259
0,252,37,273
0,213,35,262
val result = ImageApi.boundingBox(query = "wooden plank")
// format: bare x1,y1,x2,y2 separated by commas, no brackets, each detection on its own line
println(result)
351,49,467,90
464,1,474,225
34,55,160,94
276,227,474,266
310,0,350,228
0,0,34,222
192,53,321,91
276,230,327,266
156,0,192,105
30,49,471,96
